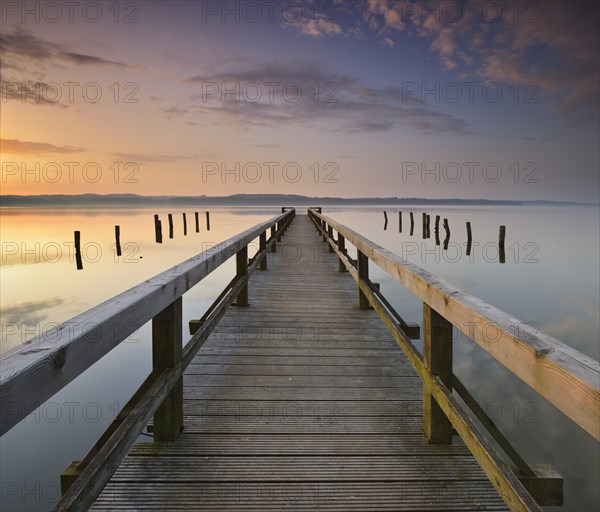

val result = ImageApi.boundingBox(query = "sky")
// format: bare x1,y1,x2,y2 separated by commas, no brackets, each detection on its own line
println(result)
0,0,598,201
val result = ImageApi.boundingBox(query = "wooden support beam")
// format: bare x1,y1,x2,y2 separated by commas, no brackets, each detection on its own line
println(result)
168,213,174,239
259,232,267,270
270,225,276,252
327,225,334,252
423,302,453,444
357,250,370,310
152,298,183,442
338,234,346,272
60,460,82,495
235,246,249,307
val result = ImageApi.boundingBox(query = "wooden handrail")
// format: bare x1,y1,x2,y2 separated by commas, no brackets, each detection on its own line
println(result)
0,209,295,436
308,208,600,441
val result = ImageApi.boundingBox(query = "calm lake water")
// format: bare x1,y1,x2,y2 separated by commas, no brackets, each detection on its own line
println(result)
1,205,598,511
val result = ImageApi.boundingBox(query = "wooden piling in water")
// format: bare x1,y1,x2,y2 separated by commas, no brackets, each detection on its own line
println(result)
435,215,440,245
154,215,163,244
499,225,506,264
115,225,122,257
466,222,472,256
74,231,83,270
156,219,163,244
443,218,450,250
410,212,414,236
195,212,199,233
383,211,388,230
154,215,162,243
422,212,427,239
182,213,187,236
168,214,174,239
398,211,402,233
206,211,211,231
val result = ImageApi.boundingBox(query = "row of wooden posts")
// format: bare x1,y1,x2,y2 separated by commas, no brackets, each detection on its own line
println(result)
384,210,506,263
73,211,213,269
153,211,211,243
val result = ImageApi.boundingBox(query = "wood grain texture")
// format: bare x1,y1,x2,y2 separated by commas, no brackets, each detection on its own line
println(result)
94,214,508,512
0,210,294,436
310,210,599,440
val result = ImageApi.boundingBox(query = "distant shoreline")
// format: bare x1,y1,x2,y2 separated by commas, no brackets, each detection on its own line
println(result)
1,194,597,207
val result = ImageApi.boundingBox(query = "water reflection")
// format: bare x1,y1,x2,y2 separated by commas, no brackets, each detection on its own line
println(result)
0,205,598,511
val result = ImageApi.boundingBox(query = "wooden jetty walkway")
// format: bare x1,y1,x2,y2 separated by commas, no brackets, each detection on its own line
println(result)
1,209,598,511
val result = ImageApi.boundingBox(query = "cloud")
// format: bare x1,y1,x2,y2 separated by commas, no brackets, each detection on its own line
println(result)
363,0,600,123
0,79,69,107
0,28,141,71
183,62,471,135
296,16,343,38
288,1,598,123
1,138,86,155
110,152,203,163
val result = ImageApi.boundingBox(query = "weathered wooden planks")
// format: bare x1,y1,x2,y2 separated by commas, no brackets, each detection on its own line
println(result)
93,214,507,511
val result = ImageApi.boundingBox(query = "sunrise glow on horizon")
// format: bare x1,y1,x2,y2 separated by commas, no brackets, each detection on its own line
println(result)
1,0,598,201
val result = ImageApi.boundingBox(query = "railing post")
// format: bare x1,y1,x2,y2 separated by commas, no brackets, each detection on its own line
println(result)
152,297,183,442
276,222,282,242
327,226,334,252
422,302,453,444
259,231,267,270
322,221,327,242
270,225,276,252
357,250,370,310
338,234,346,272
236,245,249,307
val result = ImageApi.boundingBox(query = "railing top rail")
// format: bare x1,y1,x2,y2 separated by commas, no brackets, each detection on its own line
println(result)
0,209,294,435
308,208,600,440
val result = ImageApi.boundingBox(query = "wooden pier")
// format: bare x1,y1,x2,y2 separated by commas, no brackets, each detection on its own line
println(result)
1,209,598,511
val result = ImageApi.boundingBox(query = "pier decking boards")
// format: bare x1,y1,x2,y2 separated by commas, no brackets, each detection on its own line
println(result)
92,214,506,511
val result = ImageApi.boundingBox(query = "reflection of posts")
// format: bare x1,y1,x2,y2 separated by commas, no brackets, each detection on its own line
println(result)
499,226,506,264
